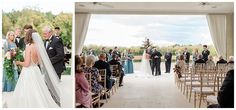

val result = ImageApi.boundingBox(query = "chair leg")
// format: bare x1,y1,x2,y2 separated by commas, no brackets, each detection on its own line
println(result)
186,86,188,99
99,94,101,107
194,92,196,108
199,94,202,108
105,92,108,103
180,82,183,92
183,84,186,94
112,87,114,95
98,100,100,108
189,87,192,102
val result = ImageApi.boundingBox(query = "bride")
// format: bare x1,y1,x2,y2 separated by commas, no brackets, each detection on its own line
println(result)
5,29,60,108
137,49,152,77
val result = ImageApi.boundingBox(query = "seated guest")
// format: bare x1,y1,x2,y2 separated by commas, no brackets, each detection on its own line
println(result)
217,56,227,64
75,55,92,108
195,54,206,64
175,55,185,78
206,55,215,66
80,53,86,68
93,53,115,90
108,54,125,87
228,56,234,64
208,70,234,108
83,55,103,94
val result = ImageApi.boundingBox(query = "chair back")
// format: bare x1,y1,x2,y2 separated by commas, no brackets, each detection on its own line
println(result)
227,63,234,71
216,63,228,92
110,65,119,77
193,63,206,92
98,69,106,89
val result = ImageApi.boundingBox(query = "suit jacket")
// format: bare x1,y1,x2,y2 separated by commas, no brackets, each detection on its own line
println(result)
45,36,65,74
183,51,190,62
151,51,162,63
217,70,234,108
217,59,227,64
15,37,21,47
164,52,172,62
202,50,210,61
15,37,25,50
108,59,123,72
113,50,121,58
195,59,206,64
93,60,112,78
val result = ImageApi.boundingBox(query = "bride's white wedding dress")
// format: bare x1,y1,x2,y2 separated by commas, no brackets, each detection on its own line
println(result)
6,50,58,108
136,50,152,77
5,33,60,108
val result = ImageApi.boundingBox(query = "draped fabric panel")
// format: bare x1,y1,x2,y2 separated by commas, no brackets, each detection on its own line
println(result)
225,13,234,59
206,15,227,59
75,13,91,55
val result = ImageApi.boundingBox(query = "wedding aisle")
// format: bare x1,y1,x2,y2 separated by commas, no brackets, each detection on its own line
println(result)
102,62,193,108
60,75,73,108
2,75,73,108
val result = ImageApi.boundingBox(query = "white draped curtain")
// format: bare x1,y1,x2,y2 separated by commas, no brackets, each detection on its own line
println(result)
206,14,234,59
75,13,91,55
225,13,234,58
206,15,227,59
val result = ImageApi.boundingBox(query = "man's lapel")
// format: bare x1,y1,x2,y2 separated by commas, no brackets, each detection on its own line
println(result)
46,36,54,51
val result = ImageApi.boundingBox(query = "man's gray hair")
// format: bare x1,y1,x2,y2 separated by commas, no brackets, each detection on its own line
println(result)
42,25,52,33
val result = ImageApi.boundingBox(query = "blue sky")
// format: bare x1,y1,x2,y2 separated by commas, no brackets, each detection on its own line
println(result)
85,15,213,47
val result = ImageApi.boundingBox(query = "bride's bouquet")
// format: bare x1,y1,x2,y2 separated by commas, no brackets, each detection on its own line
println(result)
4,49,24,83
14,49,24,71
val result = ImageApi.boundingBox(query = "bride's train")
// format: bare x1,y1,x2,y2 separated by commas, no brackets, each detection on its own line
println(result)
135,50,152,78
5,64,59,108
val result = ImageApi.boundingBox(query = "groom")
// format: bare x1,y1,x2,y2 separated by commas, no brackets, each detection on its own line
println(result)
42,26,65,80
151,48,162,76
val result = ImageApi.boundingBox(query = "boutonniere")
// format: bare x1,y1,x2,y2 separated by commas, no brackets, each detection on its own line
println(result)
45,39,52,44
49,39,53,44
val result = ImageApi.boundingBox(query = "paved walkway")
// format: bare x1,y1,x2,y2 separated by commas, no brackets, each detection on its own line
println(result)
103,62,194,108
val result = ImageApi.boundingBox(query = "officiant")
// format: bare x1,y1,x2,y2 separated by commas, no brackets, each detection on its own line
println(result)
151,48,162,76
164,50,172,73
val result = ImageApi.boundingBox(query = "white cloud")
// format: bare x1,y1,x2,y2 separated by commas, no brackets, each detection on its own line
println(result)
152,40,176,47
84,15,213,47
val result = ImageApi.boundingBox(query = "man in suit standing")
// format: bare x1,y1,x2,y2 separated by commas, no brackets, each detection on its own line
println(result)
42,26,65,80
202,45,210,62
14,27,22,49
151,48,162,76
164,50,172,73
16,24,33,50
113,46,121,59
183,48,190,64
54,27,61,38
54,27,69,69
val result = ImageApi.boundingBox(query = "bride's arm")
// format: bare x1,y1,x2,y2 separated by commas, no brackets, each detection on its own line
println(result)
16,46,31,67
